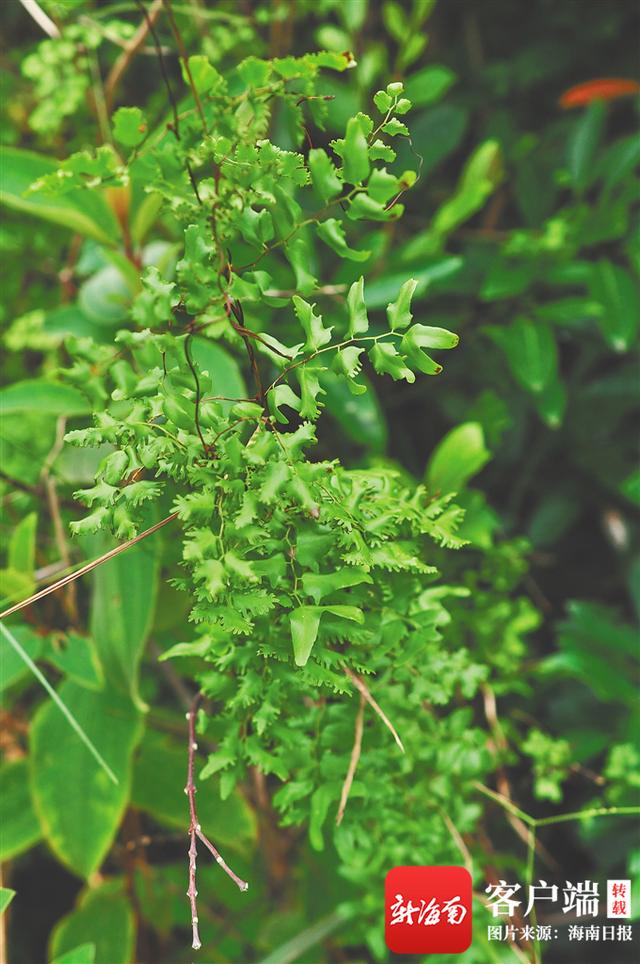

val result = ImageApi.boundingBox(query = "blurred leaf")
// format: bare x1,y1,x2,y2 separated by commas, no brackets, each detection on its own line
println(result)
432,140,503,238
409,104,468,177
0,888,15,915
542,602,639,705
0,759,42,860
455,490,501,550
486,317,558,394
78,265,131,327
50,881,134,964
0,148,120,245
0,379,91,416
321,371,388,453
46,633,103,690
481,259,536,301
405,65,456,106
426,422,490,494
112,107,146,148
30,682,142,878
8,511,37,576
367,259,463,310
191,337,247,413
342,117,370,184
589,260,640,352
89,521,160,709
534,374,567,428
0,624,42,694
527,492,581,548
51,943,96,964
568,101,606,193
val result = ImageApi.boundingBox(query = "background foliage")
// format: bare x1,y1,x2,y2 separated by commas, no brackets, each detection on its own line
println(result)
1,1,639,963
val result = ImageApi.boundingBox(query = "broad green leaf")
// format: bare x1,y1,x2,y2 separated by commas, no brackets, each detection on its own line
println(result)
89,518,161,709
131,729,257,846
405,65,456,106
382,118,409,136
400,324,459,374
0,624,42,694
78,265,131,327
0,568,32,606
413,104,468,177
51,943,96,964
487,317,557,394
308,148,342,202
309,784,337,851
285,235,318,295
49,881,134,964
46,633,103,690
191,337,247,413
373,89,392,112
481,259,536,301
0,148,120,245
268,384,302,424
323,370,388,451
0,379,91,417
426,422,491,494
30,682,142,878
185,55,224,94
0,888,15,915
368,342,415,382
0,759,42,860
347,276,369,336
293,296,333,352
302,568,372,604
589,260,640,352
367,167,399,205
316,219,370,261
342,116,370,184
568,100,606,194
237,55,272,88
112,107,147,148
290,605,364,666
8,511,37,576
387,279,418,330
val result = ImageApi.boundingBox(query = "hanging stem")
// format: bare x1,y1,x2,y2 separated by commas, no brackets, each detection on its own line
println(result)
185,695,248,951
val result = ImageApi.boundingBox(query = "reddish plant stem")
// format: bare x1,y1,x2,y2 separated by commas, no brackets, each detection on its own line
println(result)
185,695,248,951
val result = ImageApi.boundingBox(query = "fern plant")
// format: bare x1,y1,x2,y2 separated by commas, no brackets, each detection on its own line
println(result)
29,42,497,944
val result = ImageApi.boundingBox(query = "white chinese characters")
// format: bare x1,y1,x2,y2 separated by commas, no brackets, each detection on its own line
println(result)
390,894,467,926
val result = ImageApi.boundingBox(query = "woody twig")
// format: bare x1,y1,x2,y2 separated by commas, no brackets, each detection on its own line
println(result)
185,695,248,951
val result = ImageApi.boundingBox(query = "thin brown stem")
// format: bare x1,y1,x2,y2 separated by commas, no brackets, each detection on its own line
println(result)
185,695,248,951
135,0,202,203
336,692,365,825
0,511,178,620
343,666,405,753
41,417,79,624
164,0,208,132
184,335,210,458
105,0,163,112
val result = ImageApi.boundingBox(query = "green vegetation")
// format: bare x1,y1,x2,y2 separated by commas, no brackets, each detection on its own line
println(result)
1,1,638,962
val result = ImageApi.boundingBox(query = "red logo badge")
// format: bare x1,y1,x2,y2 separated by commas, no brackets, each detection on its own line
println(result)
385,865,473,954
